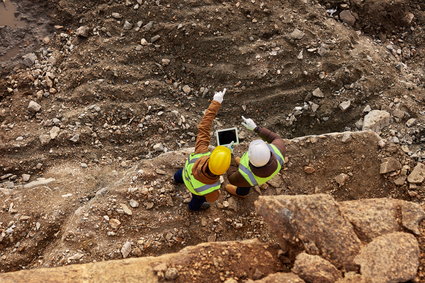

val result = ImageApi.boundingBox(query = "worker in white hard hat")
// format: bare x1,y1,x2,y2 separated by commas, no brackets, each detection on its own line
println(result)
225,116,286,197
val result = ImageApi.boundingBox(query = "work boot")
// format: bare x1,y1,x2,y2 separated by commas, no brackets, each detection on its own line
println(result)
225,184,247,198
199,202,211,210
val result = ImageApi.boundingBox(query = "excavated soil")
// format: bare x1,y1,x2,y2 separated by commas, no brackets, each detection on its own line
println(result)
0,0,424,281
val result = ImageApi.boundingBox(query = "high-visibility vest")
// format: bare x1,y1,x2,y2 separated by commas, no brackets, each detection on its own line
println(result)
238,144,285,186
183,152,221,196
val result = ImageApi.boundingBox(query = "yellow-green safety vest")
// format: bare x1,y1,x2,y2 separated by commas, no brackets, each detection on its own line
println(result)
183,152,221,196
238,144,284,186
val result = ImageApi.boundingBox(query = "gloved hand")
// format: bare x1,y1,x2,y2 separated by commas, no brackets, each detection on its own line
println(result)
213,88,227,103
241,116,257,131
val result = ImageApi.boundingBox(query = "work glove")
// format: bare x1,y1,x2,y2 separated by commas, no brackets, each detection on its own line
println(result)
241,116,257,131
213,88,227,104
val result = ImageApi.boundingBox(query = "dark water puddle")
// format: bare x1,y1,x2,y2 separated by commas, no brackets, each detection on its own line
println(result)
0,0,25,28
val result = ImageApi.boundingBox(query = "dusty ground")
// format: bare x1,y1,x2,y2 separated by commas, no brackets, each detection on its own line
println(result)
0,0,424,281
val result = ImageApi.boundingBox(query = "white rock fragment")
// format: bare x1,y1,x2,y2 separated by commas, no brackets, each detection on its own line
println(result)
121,241,132,258
312,88,324,98
362,110,390,132
50,126,60,139
334,173,349,186
182,85,191,94
120,203,133,215
339,100,351,111
28,101,41,112
112,13,122,19
129,199,139,208
123,21,133,30
407,163,425,184
289,28,305,40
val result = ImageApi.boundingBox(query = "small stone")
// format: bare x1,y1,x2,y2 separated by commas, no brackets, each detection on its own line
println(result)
165,268,179,280
304,166,316,174
39,134,51,145
70,134,80,143
297,50,303,60
394,176,406,186
120,203,133,215
182,85,191,94
129,199,139,208
50,126,60,139
121,241,132,258
153,143,164,152
312,88,324,98
334,173,349,186
123,21,133,30
406,118,416,127
76,26,90,37
140,38,149,45
288,28,305,40
109,218,121,229
80,163,88,168
161,58,170,65
145,202,154,209
22,174,31,182
340,10,356,26
339,100,351,111
150,35,161,43
28,101,41,112
380,158,402,174
407,163,425,184
112,13,122,19
363,105,371,112
22,53,37,67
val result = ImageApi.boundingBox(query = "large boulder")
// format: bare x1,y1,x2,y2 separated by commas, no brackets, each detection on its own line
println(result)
255,194,361,270
354,232,419,283
292,252,342,283
340,199,425,240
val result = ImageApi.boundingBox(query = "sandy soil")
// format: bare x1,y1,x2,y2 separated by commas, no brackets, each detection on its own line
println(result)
0,0,424,280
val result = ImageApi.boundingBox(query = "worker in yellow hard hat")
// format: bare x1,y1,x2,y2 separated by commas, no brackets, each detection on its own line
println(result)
174,89,231,211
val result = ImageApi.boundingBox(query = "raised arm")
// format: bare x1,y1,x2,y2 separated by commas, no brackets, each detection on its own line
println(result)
194,89,226,154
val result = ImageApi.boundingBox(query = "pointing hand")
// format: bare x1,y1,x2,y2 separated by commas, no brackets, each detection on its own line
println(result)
241,116,257,131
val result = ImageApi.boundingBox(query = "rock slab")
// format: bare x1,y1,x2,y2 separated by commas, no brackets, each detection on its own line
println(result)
354,232,419,283
292,252,341,283
255,194,361,270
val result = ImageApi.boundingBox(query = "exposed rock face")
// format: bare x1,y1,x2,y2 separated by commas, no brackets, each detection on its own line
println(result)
256,194,424,281
292,252,342,283
340,199,425,239
255,194,362,270
0,239,282,283
354,232,419,283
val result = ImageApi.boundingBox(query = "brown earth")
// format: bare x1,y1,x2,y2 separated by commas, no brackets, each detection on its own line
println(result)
0,0,424,281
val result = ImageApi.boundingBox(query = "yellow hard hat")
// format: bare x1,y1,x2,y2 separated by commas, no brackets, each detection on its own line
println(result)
208,146,231,175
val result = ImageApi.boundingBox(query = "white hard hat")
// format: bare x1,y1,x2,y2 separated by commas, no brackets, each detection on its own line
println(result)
248,139,271,167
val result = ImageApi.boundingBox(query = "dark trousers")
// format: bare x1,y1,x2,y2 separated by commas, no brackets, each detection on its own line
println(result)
174,169,207,211
236,187,251,196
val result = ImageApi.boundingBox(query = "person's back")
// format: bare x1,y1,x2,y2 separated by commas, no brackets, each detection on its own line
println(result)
174,89,231,210
226,117,286,197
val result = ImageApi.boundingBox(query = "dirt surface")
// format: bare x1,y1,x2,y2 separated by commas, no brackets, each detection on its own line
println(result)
0,0,424,281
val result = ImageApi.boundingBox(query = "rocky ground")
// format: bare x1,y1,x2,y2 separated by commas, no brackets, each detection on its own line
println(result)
0,0,424,281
